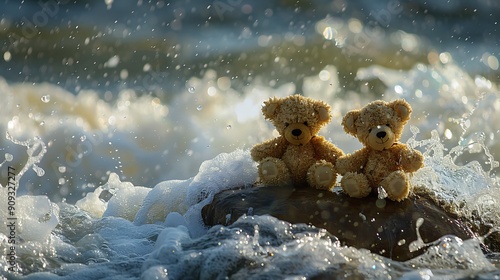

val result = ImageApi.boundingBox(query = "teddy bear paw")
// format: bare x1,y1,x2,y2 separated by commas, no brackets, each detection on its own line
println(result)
382,172,410,201
308,163,336,190
258,158,291,186
341,173,371,198
261,160,278,178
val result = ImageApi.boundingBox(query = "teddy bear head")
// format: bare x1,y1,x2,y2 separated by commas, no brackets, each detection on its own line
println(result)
342,99,412,151
262,94,331,146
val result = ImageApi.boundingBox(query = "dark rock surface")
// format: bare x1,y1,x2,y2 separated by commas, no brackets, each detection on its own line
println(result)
201,185,476,261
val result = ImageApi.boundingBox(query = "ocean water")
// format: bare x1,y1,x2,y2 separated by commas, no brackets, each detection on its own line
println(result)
1,1,500,279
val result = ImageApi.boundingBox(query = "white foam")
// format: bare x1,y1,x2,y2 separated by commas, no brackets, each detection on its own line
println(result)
96,217,164,258
133,179,192,225
75,186,107,218
102,173,151,221
185,149,258,207
15,195,59,243
133,149,257,236
407,235,495,271
141,215,397,279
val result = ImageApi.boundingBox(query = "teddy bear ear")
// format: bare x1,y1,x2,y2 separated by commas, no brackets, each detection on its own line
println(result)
262,97,280,119
391,99,412,122
316,104,331,122
342,111,359,135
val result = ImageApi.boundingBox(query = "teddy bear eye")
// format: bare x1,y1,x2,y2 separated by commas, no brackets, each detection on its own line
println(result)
386,123,390,128
285,122,290,127
303,121,308,126
368,128,372,133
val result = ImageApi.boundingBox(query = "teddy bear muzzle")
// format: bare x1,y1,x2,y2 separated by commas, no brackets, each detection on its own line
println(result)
367,125,395,151
284,123,312,145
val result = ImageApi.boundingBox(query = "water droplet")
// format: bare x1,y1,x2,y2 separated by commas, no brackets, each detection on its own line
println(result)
104,0,114,9
358,212,366,221
196,105,203,111
3,51,12,62
207,86,216,96
5,153,13,161
58,178,66,185
322,26,333,40
105,55,120,67
33,165,45,177
80,135,87,142
394,85,403,94
377,186,388,199
41,95,51,103
375,199,386,208
409,218,426,252
217,77,231,91
58,166,66,173
226,125,232,130
444,129,453,140
120,69,128,80
188,87,195,93
40,121,45,126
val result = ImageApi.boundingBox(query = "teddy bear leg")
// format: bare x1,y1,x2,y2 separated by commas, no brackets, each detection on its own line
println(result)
340,172,371,198
307,160,336,190
258,157,291,186
381,171,410,201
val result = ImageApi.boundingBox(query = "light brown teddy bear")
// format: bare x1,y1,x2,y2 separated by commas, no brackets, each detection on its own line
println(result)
251,94,344,190
336,99,424,201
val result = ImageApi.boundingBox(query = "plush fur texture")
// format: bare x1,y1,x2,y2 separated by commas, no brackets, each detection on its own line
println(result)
336,99,424,201
251,95,344,190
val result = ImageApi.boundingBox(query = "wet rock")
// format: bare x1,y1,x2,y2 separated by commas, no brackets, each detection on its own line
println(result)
201,185,476,261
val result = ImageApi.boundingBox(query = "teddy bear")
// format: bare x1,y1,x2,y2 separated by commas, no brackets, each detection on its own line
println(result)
251,94,344,190
336,99,424,201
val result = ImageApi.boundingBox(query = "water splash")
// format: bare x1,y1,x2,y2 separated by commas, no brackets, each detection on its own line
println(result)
41,95,51,103
409,218,426,253
0,153,13,168
407,234,495,271
449,132,500,173
409,126,498,199
6,132,47,180
408,125,500,251
406,216,496,272
377,186,388,199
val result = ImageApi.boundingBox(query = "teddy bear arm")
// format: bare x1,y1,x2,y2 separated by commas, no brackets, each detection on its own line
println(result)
336,148,369,175
310,136,345,163
250,137,288,161
397,145,424,172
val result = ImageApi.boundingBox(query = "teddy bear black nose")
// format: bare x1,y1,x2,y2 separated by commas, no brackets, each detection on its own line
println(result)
376,131,386,139
292,129,302,136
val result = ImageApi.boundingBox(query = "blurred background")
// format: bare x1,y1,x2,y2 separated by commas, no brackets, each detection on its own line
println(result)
1,0,499,97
